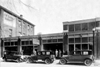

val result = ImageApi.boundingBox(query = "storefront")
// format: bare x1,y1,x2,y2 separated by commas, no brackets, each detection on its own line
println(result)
63,18,100,59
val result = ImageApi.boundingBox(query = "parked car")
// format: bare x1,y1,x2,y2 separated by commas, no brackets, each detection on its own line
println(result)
26,51,55,64
59,50,94,66
2,51,28,62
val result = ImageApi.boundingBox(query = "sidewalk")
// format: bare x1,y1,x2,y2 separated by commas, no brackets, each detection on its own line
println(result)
93,60,100,66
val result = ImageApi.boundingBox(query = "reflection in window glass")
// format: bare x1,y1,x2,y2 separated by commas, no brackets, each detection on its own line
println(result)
89,22,96,30
75,44,81,50
82,23,88,31
75,24,81,31
69,25,74,32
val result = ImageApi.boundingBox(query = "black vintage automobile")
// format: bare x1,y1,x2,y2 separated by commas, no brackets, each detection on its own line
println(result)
3,51,28,62
59,50,94,66
26,51,55,64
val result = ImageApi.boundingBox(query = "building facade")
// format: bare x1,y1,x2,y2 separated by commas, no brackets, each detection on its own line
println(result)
41,33,63,58
0,6,35,38
1,36,40,57
63,18,100,59
0,6,35,57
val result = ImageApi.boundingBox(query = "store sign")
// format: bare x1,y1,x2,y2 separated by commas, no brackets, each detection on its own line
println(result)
33,39,40,45
3,11,16,28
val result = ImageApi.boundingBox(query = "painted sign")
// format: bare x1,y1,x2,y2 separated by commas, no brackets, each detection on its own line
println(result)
3,11,16,28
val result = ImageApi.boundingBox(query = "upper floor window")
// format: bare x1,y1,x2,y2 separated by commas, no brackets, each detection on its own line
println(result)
88,22,96,30
69,24,74,32
82,23,88,31
63,25,68,30
75,24,81,31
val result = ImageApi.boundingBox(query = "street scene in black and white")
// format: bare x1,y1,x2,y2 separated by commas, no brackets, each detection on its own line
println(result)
0,0,100,67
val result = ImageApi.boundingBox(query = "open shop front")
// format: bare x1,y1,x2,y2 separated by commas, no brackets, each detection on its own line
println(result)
21,38,40,55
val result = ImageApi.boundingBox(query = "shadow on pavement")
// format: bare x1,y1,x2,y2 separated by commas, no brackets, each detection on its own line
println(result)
57,62,85,66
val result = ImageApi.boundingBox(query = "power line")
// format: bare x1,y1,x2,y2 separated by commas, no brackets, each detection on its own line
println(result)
19,0,37,10
11,0,20,15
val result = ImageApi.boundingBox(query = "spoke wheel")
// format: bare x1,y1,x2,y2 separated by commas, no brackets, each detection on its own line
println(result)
16,58,21,63
26,58,32,63
84,59,92,66
59,59,66,65
45,59,51,64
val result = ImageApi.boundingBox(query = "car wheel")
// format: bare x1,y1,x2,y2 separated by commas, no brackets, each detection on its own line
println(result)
59,58,66,65
45,59,52,64
84,59,92,66
16,58,21,63
3,58,7,62
26,58,32,63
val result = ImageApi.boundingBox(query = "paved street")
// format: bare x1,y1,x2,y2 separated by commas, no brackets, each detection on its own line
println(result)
0,60,100,67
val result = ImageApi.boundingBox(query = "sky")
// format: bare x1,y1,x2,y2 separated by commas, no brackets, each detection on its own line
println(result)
0,0,100,35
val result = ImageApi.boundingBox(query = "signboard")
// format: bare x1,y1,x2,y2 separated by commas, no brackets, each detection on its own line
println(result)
33,39,40,45
3,11,16,28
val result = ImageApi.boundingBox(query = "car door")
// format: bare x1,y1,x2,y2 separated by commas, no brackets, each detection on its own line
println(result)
69,55,84,63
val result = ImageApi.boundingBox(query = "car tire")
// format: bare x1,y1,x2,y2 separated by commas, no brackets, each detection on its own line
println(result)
26,58,33,63
45,59,52,64
84,59,92,66
3,58,7,62
16,58,21,63
59,58,66,65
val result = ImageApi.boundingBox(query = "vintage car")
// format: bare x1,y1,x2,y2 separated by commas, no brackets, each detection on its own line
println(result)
59,50,94,66
2,51,28,62
26,51,55,64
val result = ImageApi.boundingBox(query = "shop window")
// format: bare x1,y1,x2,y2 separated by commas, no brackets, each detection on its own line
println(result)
75,38,81,43
29,41,33,45
26,41,29,45
63,25,68,30
69,44,74,51
89,44,92,50
69,38,74,43
75,44,81,50
96,21,100,27
89,37,93,42
4,42,10,46
15,42,18,45
43,40,47,43
52,39,57,42
22,41,25,45
82,37,88,42
82,23,88,31
75,24,81,31
69,24,74,32
11,42,14,45
48,39,52,42
89,22,96,30
82,44,88,50
58,39,63,42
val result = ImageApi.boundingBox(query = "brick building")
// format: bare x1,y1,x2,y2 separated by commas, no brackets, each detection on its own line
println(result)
0,6,35,57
